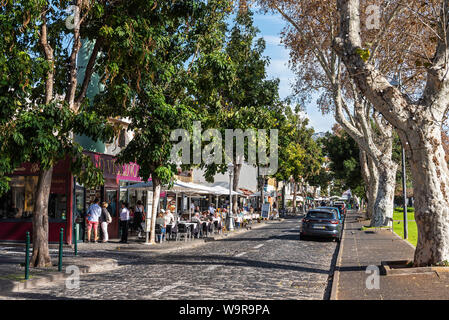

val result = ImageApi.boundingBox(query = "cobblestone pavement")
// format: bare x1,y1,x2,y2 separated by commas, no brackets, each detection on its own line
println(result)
1,217,339,300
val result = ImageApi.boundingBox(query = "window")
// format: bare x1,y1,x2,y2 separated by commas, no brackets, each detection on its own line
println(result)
307,211,335,219
48,193,67,220
118,129,126,148
0,175,67,221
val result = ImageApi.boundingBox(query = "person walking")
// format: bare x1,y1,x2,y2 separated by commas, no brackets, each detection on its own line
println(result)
86,198,102,243
119,202,130,243
100,202,112,243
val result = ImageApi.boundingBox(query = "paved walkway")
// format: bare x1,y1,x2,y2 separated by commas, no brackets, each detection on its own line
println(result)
1,217,337,300
333,210,449,300
0,219,274,294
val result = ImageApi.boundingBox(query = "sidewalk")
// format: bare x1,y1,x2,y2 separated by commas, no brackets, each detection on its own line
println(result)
331,210,449,300
0,219,280,294
0,249,117,293
77,218,275,253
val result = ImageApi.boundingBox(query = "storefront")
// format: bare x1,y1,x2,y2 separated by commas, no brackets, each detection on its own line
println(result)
0,151,144,244
73,151,144,243
0,159,71,243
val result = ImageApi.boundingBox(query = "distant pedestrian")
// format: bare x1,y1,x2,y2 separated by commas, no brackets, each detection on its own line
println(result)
100,202,112,243
86,198,101,243
119,202,130,243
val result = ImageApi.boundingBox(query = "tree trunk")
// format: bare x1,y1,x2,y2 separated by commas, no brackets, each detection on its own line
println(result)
149,178,161,244
282,182,286,212
292,181,297,214
274,180,279,212
359,150,371,217
232,163,242,214
366,155,379,220
30,167,53,268
407,125,449,266
370,161,397,227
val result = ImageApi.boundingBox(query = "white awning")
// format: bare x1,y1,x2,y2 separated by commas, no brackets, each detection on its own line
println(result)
121,179,243,196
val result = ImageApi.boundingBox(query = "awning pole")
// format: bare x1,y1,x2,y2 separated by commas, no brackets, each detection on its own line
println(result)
175,192,178,216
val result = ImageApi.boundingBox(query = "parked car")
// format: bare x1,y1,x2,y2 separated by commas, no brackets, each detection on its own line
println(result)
333,202,347,215
300,209,343,242
316,206,344,223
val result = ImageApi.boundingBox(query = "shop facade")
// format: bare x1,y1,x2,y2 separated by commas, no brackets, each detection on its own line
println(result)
0,151,144,244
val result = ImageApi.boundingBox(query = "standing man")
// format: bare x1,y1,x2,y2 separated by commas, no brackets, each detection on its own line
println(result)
86,198,102,243
209,203,216,217
119,202,130,243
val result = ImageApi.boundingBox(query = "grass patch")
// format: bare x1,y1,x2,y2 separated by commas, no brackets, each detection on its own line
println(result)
393,207,415,222
361,225,391,231
393,218,418,247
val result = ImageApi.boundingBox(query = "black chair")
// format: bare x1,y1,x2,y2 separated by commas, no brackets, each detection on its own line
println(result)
201,222,209,238
176,223,190,242
213,221,222,234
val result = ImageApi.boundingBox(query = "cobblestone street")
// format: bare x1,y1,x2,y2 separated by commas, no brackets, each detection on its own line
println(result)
1,217,339,300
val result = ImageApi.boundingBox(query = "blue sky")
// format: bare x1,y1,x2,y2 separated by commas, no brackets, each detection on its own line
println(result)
248,10,336,134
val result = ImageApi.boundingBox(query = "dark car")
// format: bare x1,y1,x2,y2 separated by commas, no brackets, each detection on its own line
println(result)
300,209,343,242
333,202,346,216
316,206,344,223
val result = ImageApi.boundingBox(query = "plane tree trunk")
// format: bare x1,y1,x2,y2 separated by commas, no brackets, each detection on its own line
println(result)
334,0,449,266
30,167,53,267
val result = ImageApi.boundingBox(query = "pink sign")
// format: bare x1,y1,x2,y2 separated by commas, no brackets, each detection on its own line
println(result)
86,151,142,183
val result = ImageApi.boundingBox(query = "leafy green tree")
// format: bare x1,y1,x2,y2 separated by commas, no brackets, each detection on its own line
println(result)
201,9,282,213
94,0,233,243
274,106,323,213
0,1,114,267
319,131,366,199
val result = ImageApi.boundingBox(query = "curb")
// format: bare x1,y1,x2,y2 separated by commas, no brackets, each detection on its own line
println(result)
380,260,449,276
390,229,416,250
329,211,352,300
113,220,277,254
0,258,118,293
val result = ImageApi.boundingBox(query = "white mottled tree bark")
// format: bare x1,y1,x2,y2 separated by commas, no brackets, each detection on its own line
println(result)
334,0,449,266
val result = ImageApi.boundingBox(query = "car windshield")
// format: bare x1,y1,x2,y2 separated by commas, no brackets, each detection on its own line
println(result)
307,211,335,219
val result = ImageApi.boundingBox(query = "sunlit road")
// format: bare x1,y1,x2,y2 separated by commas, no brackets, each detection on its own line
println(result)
2,217,339,300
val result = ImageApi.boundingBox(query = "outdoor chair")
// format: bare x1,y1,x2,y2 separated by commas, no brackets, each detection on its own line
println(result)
201,222,209,238
176,223,191,242
166,224,174,240
213,221,222,234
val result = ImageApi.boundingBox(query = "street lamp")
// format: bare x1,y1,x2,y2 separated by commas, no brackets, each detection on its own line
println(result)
227,162,234,231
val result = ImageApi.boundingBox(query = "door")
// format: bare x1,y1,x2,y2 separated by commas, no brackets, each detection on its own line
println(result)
73,186,86,242
105,189,119,239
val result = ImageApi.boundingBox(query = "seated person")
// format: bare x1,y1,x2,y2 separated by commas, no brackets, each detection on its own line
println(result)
191,212,201,223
